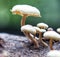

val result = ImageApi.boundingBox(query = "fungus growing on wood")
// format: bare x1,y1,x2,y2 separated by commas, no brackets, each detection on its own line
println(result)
43,31,60,50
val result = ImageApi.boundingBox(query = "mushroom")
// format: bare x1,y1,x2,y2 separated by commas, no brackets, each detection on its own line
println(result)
47,27,53,31
11,5,41,26
11,5,41,48
37,23,48,44
33,27,48,46
43,27,53,41
57,28,60,33
47,50,60,57
37,23,48,29
43,31,60,50
21,25,36,39
21,25,39,48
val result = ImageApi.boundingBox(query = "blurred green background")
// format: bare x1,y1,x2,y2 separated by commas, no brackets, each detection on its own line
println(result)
0,0,60,35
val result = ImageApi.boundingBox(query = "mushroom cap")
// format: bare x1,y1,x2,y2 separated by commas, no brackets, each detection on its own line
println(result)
11,5,41,17
47,50,60,57
33,27,46,33
21,25,36,34
37,23,48,29
47,27,53,31
43,31,60,41
57,28,60,33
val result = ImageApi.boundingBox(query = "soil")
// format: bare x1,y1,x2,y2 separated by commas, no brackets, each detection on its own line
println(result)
0,33,60,57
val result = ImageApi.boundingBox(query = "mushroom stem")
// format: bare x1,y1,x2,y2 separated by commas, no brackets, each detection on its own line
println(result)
23,31,39,48
49,38,54,50
21,14,27,26
39,32,42,42
39,32,48,46
23,31,28,37
41,40,48,47
27,33,39,48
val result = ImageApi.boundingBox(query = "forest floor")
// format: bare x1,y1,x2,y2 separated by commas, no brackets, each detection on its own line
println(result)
0,33,60,57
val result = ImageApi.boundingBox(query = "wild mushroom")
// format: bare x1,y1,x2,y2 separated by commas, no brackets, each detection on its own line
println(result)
47,27,53,31
47,50,60,57
43,31,60,50
37,23,48,44
43,27,53,41
37,23,48,29
21,25,36,39
57,28,60,33
33,27,48,46
11,5,41,26
21,25,39,48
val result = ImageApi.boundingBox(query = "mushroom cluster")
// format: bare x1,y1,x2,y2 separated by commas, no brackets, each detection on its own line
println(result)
11,4,60,51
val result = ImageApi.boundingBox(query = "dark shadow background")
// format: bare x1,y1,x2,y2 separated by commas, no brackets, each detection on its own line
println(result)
0,0,60,35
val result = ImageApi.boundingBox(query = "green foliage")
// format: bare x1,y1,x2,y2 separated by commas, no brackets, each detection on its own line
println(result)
0,0,60,30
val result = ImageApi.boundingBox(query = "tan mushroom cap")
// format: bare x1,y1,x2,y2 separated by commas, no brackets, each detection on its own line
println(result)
47,50,60,57
43,31,60,41
37,23,48,29
11,5,41,17
57,28,60,33
21,25,36,35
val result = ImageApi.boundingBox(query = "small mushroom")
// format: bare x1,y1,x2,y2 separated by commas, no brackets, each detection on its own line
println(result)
37,23,48,45
21,25,39,48
21,25,36,35
37,23,48,29
47,50,60,57
21,25,36,40
47,27,53,31
57,28,60,33
43,31,60,50
33,27,48,46
43,28,53,41
11,5,41,26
